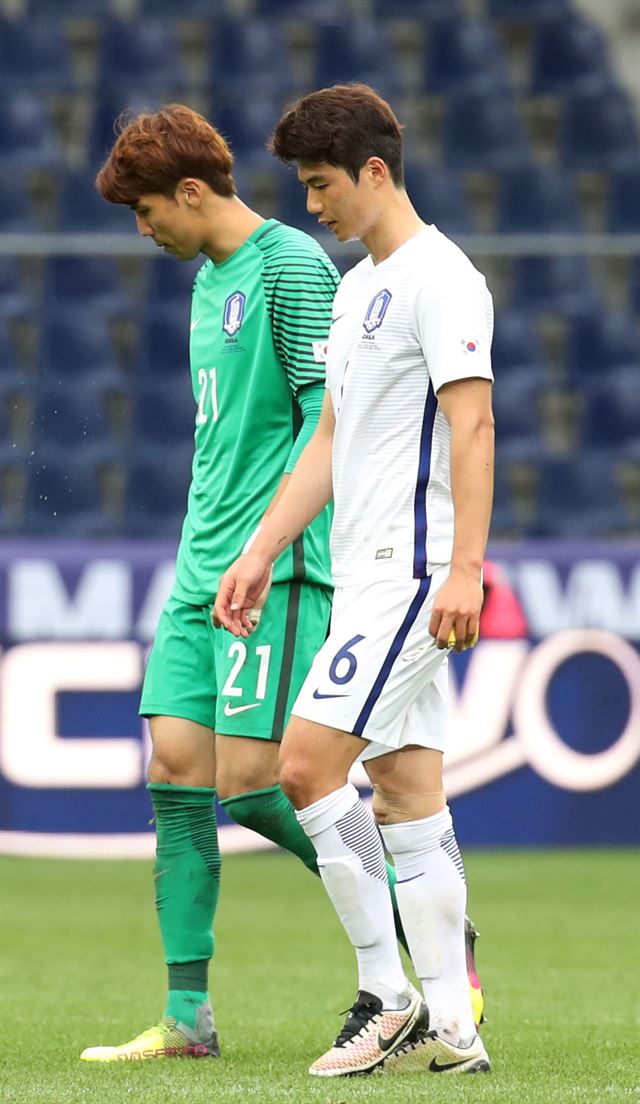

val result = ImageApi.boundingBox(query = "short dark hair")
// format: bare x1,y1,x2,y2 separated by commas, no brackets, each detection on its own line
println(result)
269,83,405,187
96,103,236,206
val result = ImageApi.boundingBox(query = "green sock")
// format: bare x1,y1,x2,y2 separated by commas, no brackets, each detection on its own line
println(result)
221,784,410,954
148,784,221,1030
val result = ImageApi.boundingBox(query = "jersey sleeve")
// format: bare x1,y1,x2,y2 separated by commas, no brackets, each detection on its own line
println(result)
264,248,339,394
414,266,494,395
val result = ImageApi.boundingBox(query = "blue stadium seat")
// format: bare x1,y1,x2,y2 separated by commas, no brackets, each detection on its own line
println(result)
256,0,358,17
497,165,582,233
608,162,640,233
131,381,196,448
125,445,192,535
136,305,191,379
0,92,62,171
27,0,114,13
442,90,530,170
492,368,543,444
373,0,460,16
424,18,509,94
147,255,201,306
0,258,30,314
489,0,569,21
213,96,283,156
57,170,131,233
275,170,313,231
404,163,474,234
30,386,114,467
531,15,611,94
583,368,640,448
313,21,402,92
209,17,292,87
25,449,114,536
139,0,226,12
567,313,639,380
511,255,598,316
39,313,126,390
0,173,36,231
43,258,129,316
536,453,628,536
631,258,640,315
0,18,74,92
98,19,186,92
560,84,640,169
491,310,548,375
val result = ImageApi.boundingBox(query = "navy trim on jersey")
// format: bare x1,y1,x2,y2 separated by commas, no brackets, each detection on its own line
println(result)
413,381,438,577
352,576,432,737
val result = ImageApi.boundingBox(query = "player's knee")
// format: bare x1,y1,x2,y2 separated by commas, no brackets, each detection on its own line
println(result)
215,762,276,803
147,747,212,787
279,753,314,808
372,785,446,825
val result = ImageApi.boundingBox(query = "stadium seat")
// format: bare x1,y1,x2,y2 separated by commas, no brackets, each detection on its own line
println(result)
38,313,126,390
583,368,640,448
491,368,543,444
28,0,114,13
442,90,530,170
488,0,569,22
497,165,582,233
136,305,191,379
607,162,640,233
631,258,640,315
209,17,293,87
212,96,283,156
89,87,167,170
531,15,611,94
147,255,202,306
98,19,187,92
0,173,37,231
560,84,640,169
275,170,314,231
131,381,196,448
510,255,598,316
567,313,640,380
42,257,131,318
535,453,629,535
373,0,460,17
491,310,549,375
0,92,62,171
313,21,402,93
24,449,115,536
139,0,226,12
424,18,510,94
0,18,75,93
125,445,192,535
404,163,474,234
31,385,112,451
57,171,132,233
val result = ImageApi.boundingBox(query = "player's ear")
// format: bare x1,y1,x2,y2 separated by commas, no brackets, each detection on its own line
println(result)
364,157,387,188
180,178,204,207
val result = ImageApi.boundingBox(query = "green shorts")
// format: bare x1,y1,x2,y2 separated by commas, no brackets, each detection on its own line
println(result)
140,582,332,740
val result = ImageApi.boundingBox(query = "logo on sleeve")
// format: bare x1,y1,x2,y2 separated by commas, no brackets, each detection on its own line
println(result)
363,289,392,333
461,339,479,353
312,340,328,363
223,291,246,336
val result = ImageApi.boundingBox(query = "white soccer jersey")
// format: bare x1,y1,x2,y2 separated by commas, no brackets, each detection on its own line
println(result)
326,224,494,586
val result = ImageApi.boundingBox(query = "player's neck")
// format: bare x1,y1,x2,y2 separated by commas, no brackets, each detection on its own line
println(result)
362,193,425,266
201,196,265,263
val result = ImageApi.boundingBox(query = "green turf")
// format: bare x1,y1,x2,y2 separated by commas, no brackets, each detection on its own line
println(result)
0,849,638,1103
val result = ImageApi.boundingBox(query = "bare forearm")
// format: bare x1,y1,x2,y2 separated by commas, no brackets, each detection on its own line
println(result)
252,429,332,565
450,418,494,578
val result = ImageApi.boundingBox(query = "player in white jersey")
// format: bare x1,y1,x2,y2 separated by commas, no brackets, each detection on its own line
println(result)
214,84,495,1078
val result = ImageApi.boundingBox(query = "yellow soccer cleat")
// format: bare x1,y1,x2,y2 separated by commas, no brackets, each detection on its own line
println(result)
80,1017,219,1061
465,916,487,1030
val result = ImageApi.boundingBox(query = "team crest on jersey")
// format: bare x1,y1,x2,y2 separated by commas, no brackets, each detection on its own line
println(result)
223,291,246,336
363,289,392,333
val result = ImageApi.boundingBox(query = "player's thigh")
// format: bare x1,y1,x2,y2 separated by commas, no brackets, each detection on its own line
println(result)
214,734,280,799
280,716,369,807
141,595,217,780
365,745,445,823
292,570,450,754
212,581,332,745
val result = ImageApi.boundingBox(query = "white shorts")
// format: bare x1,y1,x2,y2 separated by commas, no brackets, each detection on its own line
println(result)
291,565,450,761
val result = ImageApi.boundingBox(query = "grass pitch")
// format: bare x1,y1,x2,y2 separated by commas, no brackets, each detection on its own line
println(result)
0,849,637,1104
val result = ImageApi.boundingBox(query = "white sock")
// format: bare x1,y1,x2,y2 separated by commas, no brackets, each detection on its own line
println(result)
381,807,476,1043
297,783,409,1009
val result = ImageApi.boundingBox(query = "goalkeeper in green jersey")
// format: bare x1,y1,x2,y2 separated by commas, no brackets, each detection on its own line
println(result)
80,104,484,1063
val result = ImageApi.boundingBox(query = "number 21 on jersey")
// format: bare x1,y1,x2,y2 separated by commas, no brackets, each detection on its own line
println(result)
197,367,219,425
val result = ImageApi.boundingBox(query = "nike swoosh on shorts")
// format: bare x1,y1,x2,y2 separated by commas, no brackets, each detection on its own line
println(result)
223,702,260,717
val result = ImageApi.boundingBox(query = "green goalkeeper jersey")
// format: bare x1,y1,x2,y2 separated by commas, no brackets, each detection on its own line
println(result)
172,219,339,606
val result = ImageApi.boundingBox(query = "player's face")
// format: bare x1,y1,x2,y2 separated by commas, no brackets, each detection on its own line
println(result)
297,162,380,243
132,191,202,260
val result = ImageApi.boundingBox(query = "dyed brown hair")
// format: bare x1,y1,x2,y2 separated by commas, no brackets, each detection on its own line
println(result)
269,83,405,187
96,103,236,205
